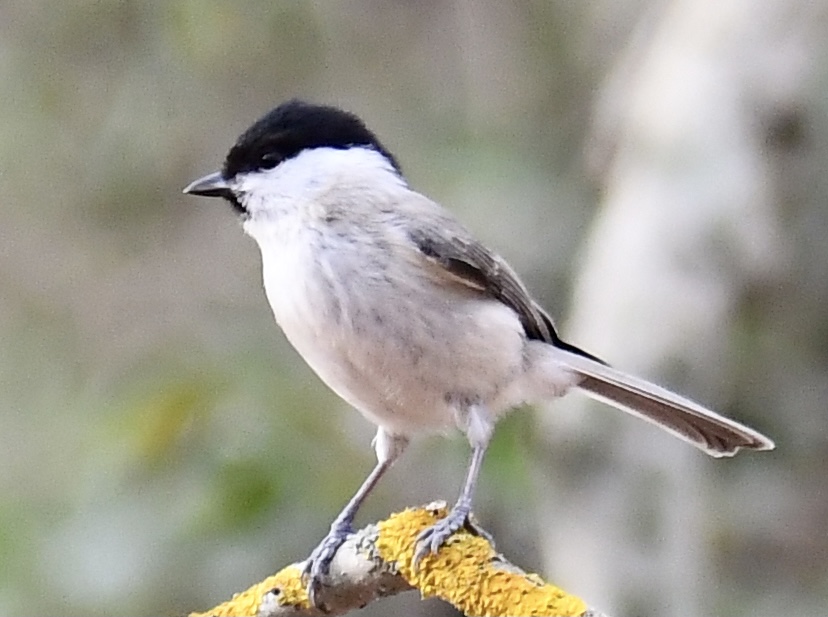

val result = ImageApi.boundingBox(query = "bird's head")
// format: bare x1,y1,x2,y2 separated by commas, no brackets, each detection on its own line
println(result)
183,99,401,218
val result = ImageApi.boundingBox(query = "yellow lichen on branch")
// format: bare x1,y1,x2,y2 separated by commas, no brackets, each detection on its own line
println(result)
190,565,307,617
190,504,593,617
376,505,588,617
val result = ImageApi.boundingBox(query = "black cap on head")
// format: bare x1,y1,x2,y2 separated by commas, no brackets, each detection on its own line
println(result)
222,100,400,179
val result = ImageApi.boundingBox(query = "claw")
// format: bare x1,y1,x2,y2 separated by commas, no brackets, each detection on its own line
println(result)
302,523,353,608
414,503,475,565
465,514,495,548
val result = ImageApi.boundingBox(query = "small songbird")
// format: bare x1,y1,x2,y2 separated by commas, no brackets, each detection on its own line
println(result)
184,100,774,603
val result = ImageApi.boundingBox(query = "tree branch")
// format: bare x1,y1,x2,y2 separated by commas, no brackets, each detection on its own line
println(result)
190,502,608,617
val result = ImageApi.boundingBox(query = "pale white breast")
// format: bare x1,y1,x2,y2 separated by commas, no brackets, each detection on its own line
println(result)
245,209,362,406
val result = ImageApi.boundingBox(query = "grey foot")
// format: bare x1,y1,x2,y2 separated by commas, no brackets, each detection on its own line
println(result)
302,523,352,607
414,503,491,564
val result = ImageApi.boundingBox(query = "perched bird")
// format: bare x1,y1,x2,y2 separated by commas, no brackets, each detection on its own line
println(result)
184,100,774,603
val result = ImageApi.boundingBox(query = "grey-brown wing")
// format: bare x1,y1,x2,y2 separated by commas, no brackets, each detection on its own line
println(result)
407,225,558,343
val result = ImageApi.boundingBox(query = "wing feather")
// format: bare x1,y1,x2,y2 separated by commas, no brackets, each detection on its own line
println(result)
408,226,554,342
407,223,603,362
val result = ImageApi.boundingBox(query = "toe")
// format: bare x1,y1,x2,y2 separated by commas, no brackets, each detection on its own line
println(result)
465,516,495,547
302,526,353,607
414,510,468,564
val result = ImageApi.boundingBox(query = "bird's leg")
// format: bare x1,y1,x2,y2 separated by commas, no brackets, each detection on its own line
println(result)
304,430,408,607
415,405,493,563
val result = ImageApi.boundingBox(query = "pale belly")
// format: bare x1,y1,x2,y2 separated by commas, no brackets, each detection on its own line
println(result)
258,242,527,436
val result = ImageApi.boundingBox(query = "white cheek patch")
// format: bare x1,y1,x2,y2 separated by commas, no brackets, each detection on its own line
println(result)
235,146,401,216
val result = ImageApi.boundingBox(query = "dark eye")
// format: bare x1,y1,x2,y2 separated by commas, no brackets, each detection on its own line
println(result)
260,152,281,169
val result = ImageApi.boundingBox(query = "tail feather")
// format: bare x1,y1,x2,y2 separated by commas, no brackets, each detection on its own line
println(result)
550,347,775,457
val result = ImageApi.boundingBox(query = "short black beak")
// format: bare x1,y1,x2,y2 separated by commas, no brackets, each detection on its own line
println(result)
183,171,232,198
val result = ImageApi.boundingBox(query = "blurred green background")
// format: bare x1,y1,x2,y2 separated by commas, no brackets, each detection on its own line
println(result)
1,2,826,616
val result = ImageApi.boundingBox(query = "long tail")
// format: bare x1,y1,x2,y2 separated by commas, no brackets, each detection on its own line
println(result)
549,346,775,457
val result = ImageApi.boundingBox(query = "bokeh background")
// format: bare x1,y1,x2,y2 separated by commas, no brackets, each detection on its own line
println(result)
2,1,826,616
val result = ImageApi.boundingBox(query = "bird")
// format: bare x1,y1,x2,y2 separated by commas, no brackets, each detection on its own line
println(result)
183,99,775,604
